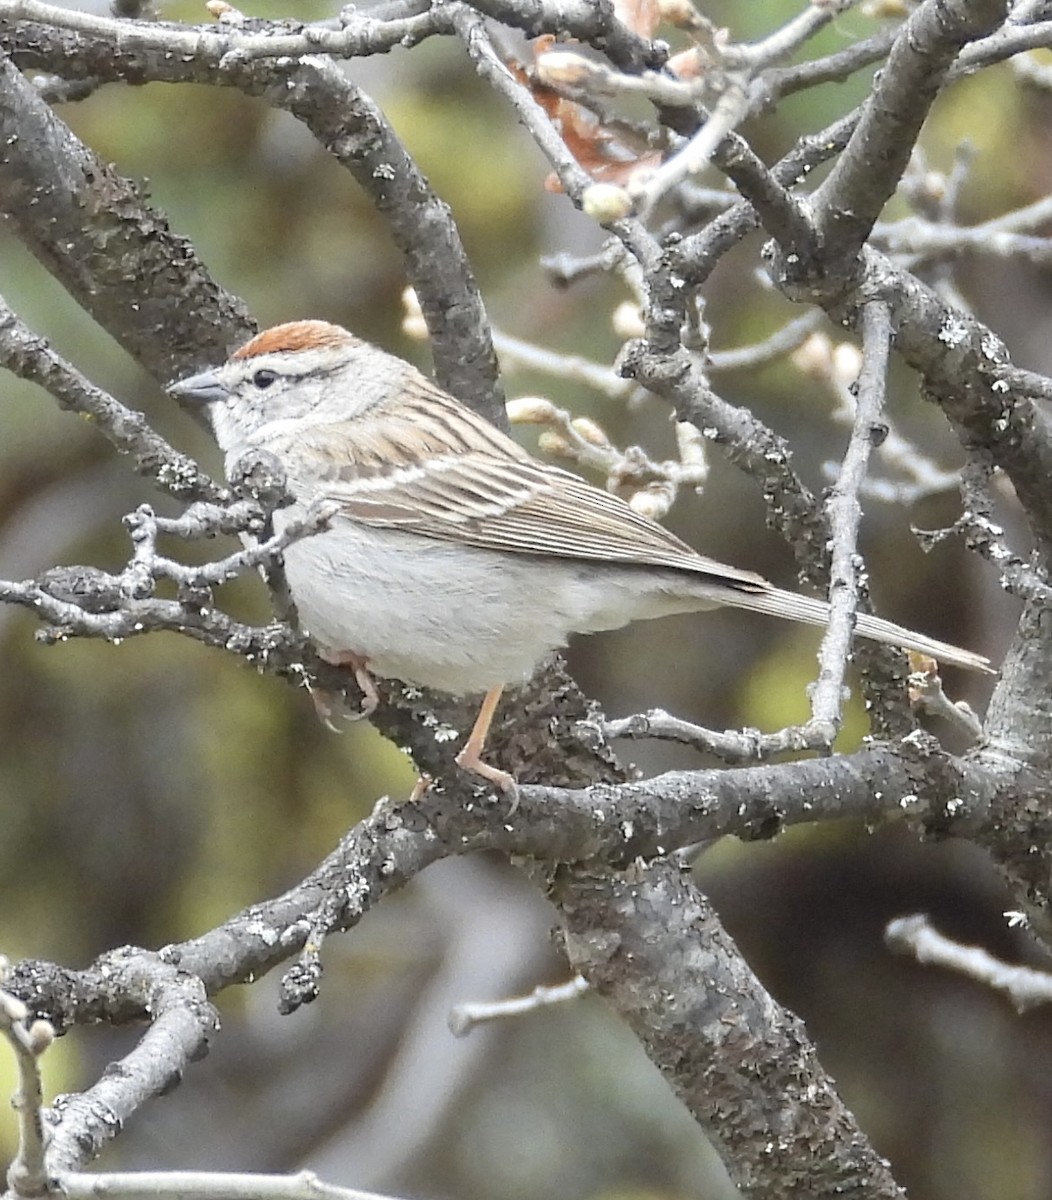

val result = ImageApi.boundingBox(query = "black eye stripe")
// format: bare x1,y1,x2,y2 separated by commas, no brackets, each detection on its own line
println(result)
253,368,278,389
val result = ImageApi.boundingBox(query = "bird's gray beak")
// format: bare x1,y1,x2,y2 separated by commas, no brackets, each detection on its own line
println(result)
167,369,229,406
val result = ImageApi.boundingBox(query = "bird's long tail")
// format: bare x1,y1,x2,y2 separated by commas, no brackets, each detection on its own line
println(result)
718,583,992,673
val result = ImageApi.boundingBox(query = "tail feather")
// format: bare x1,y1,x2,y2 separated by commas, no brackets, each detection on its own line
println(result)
717,583,993,674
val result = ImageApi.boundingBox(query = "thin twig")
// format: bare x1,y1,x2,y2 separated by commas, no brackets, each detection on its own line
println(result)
908,669,984,740
448,3,658,270
751,25,899,112
121,499,336,594
508,395,708,514
808,300,891,735
58,1168,405,1200
0,977,52,1198
733,0,859,68
886,914,1052,1011
633,82,751,215
875,218,1052,264
0,0,444,61
912,461,1049,600
605,710,846,763
957,17,1052,72
450,8,605,201
807,332,965,504
494,330,635,398
448,976,589,1036
0,298,221,501
993,365,1052,402
708,312,827,373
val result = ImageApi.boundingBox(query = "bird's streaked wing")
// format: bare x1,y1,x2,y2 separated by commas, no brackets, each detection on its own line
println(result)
273,378,768,591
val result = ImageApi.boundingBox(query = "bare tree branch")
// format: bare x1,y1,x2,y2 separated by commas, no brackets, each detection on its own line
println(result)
6,735,1011,1190
555,860,908,1199
2,0,1048,1191
0,26,502,421
0,299,222,500
0,52,252,381
813,0,1010,259
38,949,218,1173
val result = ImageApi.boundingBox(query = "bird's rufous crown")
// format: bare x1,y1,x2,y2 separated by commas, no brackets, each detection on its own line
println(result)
232,320,353,360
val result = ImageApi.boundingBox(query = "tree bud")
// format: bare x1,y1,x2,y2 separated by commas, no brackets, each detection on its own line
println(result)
535,52,599,88
507,397,558,425
582,183,634,224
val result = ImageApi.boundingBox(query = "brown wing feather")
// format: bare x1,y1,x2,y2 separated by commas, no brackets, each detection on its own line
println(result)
273,381,769,590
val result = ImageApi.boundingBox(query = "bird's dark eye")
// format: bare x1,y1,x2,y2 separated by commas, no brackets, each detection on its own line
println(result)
252,369,278,389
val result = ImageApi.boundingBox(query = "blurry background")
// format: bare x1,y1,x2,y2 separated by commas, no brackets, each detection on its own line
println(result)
1,1,1050,1197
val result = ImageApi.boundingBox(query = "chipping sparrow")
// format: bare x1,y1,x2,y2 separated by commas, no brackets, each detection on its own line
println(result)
170,320,991,792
